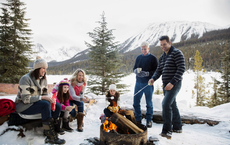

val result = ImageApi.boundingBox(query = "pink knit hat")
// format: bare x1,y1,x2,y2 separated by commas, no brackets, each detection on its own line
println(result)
59,78,70,86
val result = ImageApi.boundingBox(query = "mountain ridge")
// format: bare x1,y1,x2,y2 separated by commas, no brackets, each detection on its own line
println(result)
34,21,225,67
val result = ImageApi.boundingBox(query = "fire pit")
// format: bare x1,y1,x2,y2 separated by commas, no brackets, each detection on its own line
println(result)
100,122,147,145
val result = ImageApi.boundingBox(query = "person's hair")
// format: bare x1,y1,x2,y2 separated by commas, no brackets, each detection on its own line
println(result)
159,35,170,43
70,69,87,86
140,41,149,48
30,68,46,80
57,85,70,103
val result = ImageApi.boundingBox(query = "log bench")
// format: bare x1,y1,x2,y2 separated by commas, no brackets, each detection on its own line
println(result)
125,108,220,126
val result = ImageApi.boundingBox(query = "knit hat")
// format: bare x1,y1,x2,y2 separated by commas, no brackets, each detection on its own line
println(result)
109,84,116,91
33,56,48,70
59,78,70,86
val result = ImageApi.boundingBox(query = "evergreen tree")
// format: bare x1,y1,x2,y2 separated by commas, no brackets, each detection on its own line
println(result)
0,7,11,77
85,12,128,95
216,43,230,103
0,0,33,83
208,78,222,107
193,50,207,106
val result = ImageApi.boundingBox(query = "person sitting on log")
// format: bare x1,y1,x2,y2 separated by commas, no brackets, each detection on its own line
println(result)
53,79,74,133
103,84,137,124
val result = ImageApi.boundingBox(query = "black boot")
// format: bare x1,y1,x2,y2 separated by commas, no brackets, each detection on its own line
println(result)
62,118,74,132
54,118,65,135
42,118,66,144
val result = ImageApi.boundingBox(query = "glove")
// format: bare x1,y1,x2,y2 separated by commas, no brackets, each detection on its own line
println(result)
108,106,119,113
137,71,149,77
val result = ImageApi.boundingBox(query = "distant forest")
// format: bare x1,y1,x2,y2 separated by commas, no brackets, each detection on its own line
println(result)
47,28,230,75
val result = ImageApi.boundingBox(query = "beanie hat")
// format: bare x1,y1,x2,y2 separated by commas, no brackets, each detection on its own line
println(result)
33,56,48,70
59,78,70,86
109,84,116,91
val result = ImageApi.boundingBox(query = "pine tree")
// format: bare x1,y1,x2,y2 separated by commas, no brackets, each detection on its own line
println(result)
216,43,230,103
0,7,11,77
193,50,207,106
0,0,33,83
85,12,128,95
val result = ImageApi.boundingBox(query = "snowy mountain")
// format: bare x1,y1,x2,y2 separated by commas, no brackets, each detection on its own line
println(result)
31,43,83,62
44,21,223,66
119,21,222,53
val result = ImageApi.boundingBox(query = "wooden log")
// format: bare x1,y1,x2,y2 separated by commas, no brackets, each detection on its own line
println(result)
109,113,144,134
124,108,220,126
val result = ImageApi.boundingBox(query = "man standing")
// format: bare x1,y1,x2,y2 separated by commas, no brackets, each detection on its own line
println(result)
133,41,158,128
149,36,185,139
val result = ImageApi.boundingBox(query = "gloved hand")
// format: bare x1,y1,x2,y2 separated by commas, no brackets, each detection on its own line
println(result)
136,71,149,77
108,106,119,113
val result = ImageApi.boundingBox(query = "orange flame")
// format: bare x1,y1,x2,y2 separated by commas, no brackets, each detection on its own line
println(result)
103,118,117,132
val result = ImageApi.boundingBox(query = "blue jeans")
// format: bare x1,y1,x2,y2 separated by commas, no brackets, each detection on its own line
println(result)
69,100,84,117
133,82,154,122
21,100,61,121
162,81,182,133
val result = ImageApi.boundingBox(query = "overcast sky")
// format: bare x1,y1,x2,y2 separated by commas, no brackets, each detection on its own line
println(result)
1,0,230,51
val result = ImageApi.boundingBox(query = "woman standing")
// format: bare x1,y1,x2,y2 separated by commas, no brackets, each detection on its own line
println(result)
15,56,65,144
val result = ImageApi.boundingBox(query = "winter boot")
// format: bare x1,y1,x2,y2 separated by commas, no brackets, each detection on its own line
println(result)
54,118,65,135
42,118,66,144
125,110,137,125
76,112,84,132
69,113,77,122
62,118,74,132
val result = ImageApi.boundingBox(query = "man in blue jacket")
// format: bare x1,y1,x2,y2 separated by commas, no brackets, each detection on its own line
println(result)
133,41,158,128
149,36,185,139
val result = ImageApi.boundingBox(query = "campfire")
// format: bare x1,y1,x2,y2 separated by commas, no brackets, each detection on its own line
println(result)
102,118,117,133
100,112,148,145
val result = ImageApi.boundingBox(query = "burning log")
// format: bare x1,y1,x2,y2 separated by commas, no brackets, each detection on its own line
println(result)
109,113,144,134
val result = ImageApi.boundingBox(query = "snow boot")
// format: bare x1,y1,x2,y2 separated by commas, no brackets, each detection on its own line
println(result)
76,112,84,132
69,113,77,122
54,118,65,135
125,110,137,125
160,131,172,139
62,118,74,132
42,118,66,144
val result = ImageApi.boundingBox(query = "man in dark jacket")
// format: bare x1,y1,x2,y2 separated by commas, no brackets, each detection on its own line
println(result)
133,41,158,128
149,36,185,139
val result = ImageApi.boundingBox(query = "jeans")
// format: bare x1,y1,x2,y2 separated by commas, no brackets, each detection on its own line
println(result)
69,100,84,117
162,81,182,133
133,82,154,122
21,100,61,121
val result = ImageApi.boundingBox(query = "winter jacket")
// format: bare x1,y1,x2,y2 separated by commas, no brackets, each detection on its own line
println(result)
53,92,70,111
15,71,48,113
69,82,86,101
151,46,185,85
133,53,158,83
52,82,86,102
105,91,120,107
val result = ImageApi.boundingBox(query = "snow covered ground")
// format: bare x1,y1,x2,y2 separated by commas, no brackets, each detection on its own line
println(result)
0,71,230,145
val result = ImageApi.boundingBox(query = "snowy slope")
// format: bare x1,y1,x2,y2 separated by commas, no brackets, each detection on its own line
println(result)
119,21,221,53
